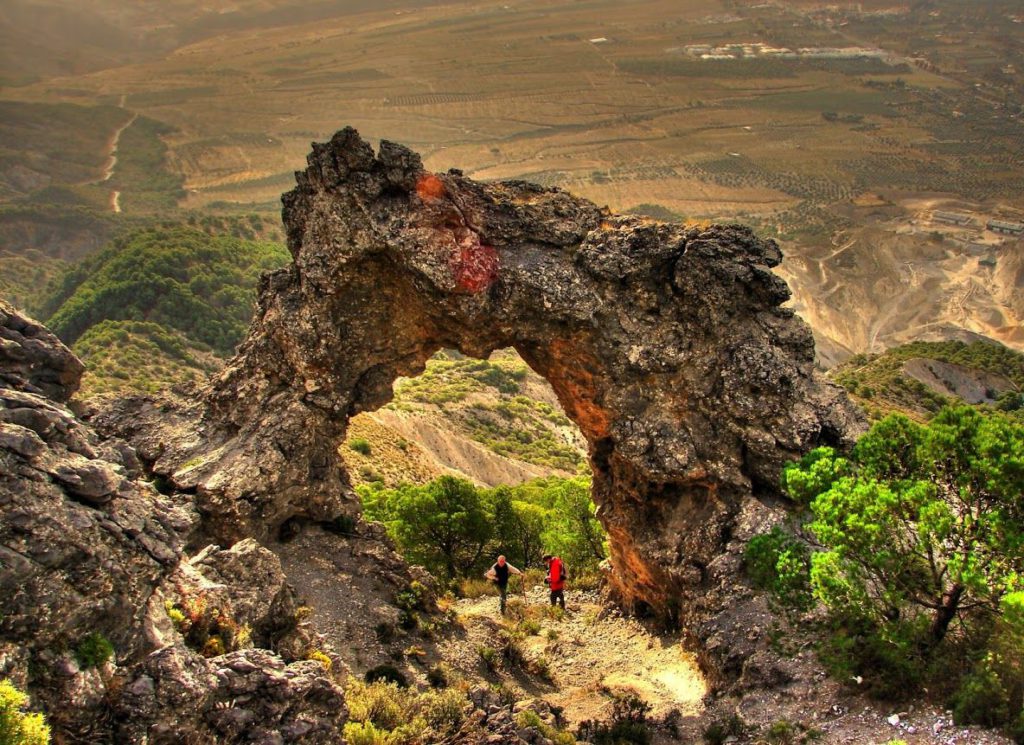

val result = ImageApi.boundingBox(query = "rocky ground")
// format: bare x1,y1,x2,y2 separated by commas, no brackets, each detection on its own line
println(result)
439,586,707,739
429,586,1015,745
281,558,1014,745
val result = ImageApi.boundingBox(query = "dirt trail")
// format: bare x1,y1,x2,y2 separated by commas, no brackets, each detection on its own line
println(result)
440,588,707,730
277,534,1013,744
95,98,138,213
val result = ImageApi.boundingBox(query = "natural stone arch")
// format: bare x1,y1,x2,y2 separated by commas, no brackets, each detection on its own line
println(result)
159,128,860,627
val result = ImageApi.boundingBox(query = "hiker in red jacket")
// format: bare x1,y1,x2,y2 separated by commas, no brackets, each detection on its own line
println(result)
543,554,566,610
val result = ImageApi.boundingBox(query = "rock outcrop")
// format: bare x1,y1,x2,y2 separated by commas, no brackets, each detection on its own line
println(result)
99,129,862,648
0,299,346,743
0,299,83,402
2,129,868,737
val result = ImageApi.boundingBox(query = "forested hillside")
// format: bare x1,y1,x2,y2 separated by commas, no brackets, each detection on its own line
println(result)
829,340,1024,420
39,225,288,394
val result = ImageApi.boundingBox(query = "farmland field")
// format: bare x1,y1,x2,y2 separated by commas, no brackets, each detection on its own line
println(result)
1,0,1022,359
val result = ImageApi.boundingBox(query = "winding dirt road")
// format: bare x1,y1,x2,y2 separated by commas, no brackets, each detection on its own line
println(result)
95,98,137,213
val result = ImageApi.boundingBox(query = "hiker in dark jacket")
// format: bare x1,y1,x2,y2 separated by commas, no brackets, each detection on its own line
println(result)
484,555,522,615
543,554,566,610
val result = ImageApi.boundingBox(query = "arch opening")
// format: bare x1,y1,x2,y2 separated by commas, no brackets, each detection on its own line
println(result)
344,347,588,490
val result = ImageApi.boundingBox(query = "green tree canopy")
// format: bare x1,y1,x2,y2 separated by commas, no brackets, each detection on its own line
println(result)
42,226,288,357
782,406,1024,648
358,475,607,583
387,476,493,580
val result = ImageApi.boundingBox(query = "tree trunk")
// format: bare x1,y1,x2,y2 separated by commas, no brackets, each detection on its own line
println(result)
929,584,964,646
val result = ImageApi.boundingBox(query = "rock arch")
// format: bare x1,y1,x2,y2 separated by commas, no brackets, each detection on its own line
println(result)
153,128,859,626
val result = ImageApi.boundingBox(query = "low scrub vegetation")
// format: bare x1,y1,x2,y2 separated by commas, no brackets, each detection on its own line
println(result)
342,677,468,744
166,594,251,658
0,679,50,745
577,692,652,745
75,319,217,395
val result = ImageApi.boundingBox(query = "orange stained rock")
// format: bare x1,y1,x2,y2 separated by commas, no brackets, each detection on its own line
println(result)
416,173,446,201
544,338,611,440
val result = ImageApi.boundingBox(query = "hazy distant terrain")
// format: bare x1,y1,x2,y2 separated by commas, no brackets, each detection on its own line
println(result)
1,0,1022,359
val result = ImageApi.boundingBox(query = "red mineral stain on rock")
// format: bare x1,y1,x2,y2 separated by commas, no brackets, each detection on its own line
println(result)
416,173,446,201
451,237,499,293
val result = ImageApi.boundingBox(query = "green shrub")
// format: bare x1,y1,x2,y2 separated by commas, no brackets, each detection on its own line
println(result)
703,714,746,744
419,688,467,734
764,719,798,744
306,649,333,673
342,721,391,745
517,710,576,745
348,438,372,456
519,619,542,636
166,603,186,630
0,680,50,745
478,645,499,672
743,526,813,611
394,582,430,632
577,693,652,745
952,655,1011,728
75,632,114,669
346,679,409,730
546,606,567,622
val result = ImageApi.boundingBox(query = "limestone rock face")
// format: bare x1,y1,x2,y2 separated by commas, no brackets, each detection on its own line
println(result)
119,128,862,631
116,648,347,745
0,308,192,664
0,304,346,743
0,299,83,402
